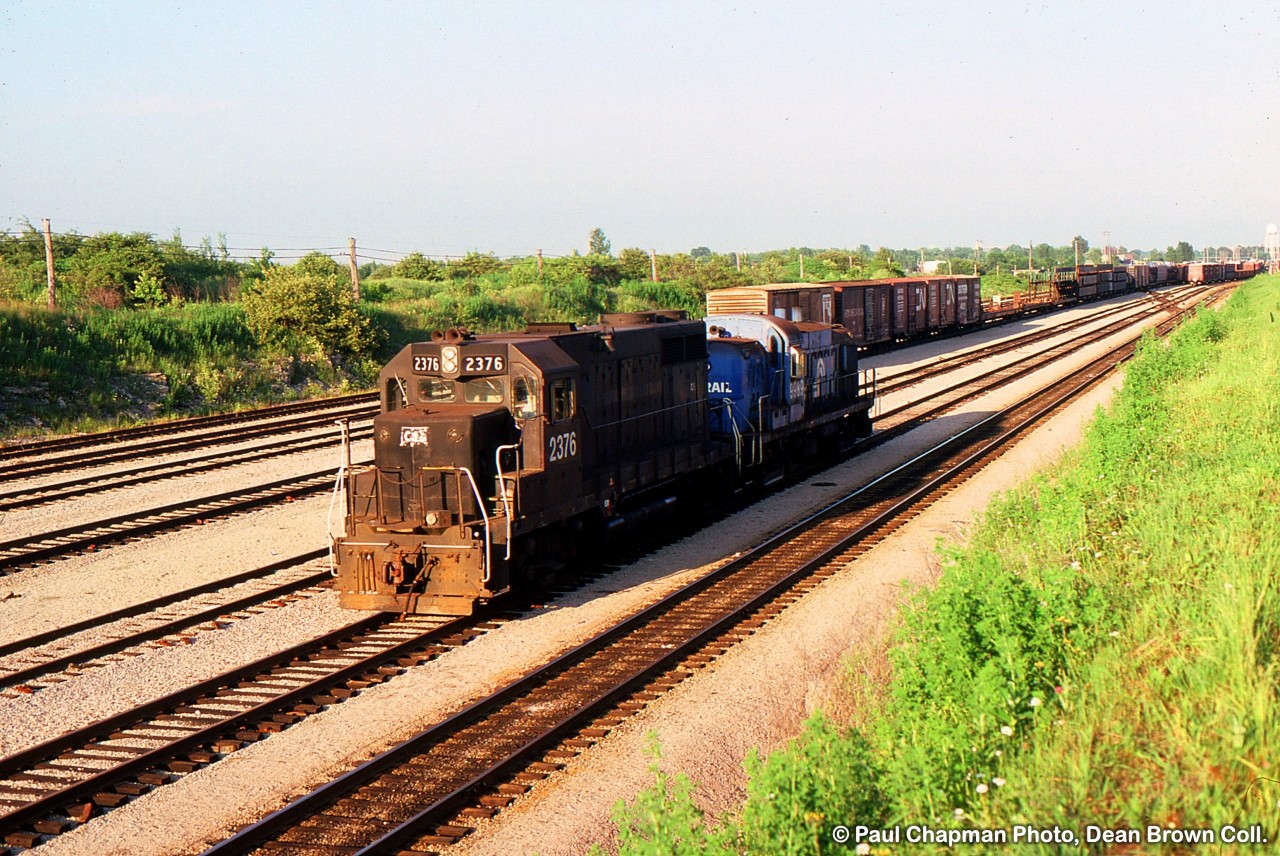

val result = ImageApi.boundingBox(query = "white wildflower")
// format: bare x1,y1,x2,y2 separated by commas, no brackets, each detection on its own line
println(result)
1029,697,1042,708
857,845,871,855
993,777,1006,787
954,808,965,819
976,783,989,794
1000,726,1013,737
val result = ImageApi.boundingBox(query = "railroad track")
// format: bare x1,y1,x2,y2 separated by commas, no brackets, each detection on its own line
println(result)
0,466,365,575
0,559,622,851
875,284,1206,394
198,289,1214,855
870,284,1220,432
0,551,333,696
0,425,373,513
0,612,474,851
0,393,377,463
0,401,375,484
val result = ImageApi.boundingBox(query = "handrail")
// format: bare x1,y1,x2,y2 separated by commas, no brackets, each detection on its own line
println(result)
494,443,519,561
327,418,351,576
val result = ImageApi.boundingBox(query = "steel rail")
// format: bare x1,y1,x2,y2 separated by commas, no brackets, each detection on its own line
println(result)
0,426,373,512
0,465,368,573
0,568,331,693
0,404,375,482
0,393,377,462
0,613,466,840
0,549,328,661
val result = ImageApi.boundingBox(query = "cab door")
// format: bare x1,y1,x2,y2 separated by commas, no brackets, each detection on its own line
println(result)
543,373,584,514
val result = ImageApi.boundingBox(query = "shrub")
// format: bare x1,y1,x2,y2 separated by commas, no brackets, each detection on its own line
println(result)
242,265,384,360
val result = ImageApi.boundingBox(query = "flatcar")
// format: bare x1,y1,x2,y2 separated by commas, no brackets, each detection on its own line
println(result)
331,311,874,615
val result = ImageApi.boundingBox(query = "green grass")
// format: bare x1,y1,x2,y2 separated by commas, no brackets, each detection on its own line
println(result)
608,273,1280,854
0,301,375,436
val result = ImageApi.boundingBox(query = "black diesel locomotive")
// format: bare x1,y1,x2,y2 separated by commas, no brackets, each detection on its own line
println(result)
331,311,875,615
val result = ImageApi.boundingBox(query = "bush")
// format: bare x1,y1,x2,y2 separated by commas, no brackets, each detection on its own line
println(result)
242,265,384,360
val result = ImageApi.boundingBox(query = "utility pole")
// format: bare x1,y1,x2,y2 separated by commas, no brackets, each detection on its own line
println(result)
975,240,983,275
734,252,741,272
649,249,658,283
537,248,543,277
919,247,925,273
42,218,56,310
799,252,804,279
1028,240,1033,275
348,238,360,300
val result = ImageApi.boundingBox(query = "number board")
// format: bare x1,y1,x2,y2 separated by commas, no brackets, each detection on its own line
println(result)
410,344,507,377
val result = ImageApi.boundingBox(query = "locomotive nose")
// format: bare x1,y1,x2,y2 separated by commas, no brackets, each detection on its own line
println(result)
373,406,511,471
370,406,517,526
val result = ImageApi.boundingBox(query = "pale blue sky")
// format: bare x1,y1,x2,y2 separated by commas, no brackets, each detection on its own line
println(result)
2,1,1277,261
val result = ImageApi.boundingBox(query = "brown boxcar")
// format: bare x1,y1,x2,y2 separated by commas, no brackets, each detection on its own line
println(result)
866,283,892,344
705,283,835,324
956,276,981,325
939,278,957,327
1130,264,1151,290
926,279,941,329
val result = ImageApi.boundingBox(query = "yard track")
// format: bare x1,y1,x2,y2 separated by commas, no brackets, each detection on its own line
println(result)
0,393,377,463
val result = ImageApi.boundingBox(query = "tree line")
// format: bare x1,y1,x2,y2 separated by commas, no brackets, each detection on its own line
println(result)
1,222,1251,369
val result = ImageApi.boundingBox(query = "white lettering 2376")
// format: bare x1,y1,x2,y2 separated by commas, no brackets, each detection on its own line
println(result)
547,431,577,463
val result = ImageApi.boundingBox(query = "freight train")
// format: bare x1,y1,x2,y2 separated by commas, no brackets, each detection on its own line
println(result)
331,311,874,614
706,261,1261,349
330,260,1260,615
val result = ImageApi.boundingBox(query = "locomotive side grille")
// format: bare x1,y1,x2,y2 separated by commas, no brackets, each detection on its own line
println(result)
660,333,709,365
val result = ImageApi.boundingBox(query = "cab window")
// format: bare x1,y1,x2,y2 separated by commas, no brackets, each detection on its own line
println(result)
513,375,539,417
464,378,505,404
418,378,455,402
789,347,806,380
551,378,575,421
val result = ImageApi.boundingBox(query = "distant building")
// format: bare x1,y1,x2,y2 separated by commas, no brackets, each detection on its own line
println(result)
920,260,945,274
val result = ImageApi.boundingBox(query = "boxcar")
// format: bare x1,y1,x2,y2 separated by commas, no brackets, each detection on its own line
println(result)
705,283,836,325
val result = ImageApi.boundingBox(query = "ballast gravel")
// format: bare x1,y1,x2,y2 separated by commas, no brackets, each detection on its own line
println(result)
2,288,1207,855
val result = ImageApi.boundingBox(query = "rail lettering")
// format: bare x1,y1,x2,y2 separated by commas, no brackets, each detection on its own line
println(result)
412,354,441,373
708,381,733,394
547,431,577,463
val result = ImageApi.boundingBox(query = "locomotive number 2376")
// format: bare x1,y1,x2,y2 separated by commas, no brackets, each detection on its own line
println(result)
411,354,505,374
547,431,578,463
